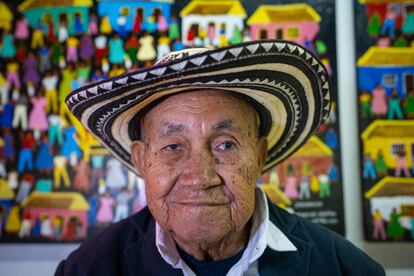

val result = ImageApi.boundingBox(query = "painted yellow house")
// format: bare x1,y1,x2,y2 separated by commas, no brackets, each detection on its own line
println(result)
361,120,414,168
247,4,320,44
261,183,292,208
180,0,246,45
365,177,414,229
275,135,333,185
0,1,13,31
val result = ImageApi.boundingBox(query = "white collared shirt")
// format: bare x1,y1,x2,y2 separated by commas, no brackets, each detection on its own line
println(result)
155,187,297,276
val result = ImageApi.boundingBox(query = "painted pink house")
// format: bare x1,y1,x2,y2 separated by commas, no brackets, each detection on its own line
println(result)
247,4,321,45
21,192,89,240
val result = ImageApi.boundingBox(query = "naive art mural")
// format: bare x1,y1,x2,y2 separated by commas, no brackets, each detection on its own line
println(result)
355,0,414,241
0,0,342,242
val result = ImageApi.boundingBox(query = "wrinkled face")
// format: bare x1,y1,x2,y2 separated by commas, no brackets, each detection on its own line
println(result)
131,90,267,244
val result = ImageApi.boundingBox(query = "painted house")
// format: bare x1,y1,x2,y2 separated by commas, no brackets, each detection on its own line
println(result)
274,136,333,186
97,0,174,32
357,47,414,98
180,0,247,46
360,0,414,32
361,120,414,169
21,192,90,240
18,0,93,34
0,1,13,31
247,4,321,45
365,176,414,230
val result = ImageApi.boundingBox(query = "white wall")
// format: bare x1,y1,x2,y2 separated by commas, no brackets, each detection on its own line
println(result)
0,1,413,275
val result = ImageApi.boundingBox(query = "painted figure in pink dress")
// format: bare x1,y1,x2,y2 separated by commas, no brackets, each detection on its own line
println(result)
371,84,387,117
284,166,299,199
96,192,115,225
28,92,49,132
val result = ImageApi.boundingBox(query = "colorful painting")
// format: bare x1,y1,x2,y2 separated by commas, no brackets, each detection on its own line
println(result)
355,0,414,241
0,0,342,242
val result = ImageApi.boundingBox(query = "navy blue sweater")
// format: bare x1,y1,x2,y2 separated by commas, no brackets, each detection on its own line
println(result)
55,199,385,276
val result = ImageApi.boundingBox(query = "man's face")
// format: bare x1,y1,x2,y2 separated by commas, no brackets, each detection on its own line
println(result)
131,90,267,244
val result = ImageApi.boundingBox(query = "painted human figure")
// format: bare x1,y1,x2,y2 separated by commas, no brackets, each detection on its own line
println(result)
0,72,8,105
157,33,171,60
132,10,142,33
374,149,388,177
328,164,338,184
7,170,18,190
395,147,411,177
113,188,134,223
325,128,337,149
6,60,21,90
1,102,14,130
52,216,63,240
88,193,99,227
58,21,69,43
299,176,311,200
168,16,180,41
0,30,16,59
66,36,79,63
284,166,298,199
14,16,30,41
109,34,125,64
88,13,99,35
402,7,414,35
48,113,63,145
359,90,371,118
16,173,34,203
35,135,54,172
367,12,380,37
59,64,76,104
38,45,51,74
28,92,49,133
371,84,387,117
53,155,70,189
18,211,32,238
43,71,59,113
23,51,40,86
73,160,90,192
94,35,108,66
74,13,84,34
17,132,35,173
105,158,127,190
2,128,15,161
387,89,404,119
100,15,112,34
117,11,128,38
12,90,29,130
96,192,115,225
380,6,397,38
41,215,53,237
31,24,44,49
387,208,404,241
403,90,414,118
319,174,330,198
61,127,82,162
372,209,386,240
172,38,185,51
363,154,377,180
90,154,105,190
80,34,94,62
157,12,168,32
125,35,139,64
137,33,156,62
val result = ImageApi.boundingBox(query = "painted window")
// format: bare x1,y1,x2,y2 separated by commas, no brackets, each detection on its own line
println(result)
403,73,414,94
275,28,283,39
120,6,130,16
382,74,397,88
259,29,268,39
287,27,300,38
391,142,404,156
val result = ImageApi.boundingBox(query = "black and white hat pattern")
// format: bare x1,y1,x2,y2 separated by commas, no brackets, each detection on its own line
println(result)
66,40,331,174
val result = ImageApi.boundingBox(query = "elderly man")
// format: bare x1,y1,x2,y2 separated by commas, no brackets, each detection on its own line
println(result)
56,40,384,275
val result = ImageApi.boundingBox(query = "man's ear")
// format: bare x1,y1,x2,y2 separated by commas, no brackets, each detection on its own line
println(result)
256,137,268,171
130,140,146,177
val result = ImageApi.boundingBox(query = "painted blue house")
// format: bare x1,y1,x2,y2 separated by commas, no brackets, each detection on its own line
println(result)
18,0,93,35
97,0,174,32
357,47,414,98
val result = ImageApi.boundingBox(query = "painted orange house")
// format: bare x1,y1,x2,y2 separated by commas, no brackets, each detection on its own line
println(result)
21,192,90,240
247,4,321,45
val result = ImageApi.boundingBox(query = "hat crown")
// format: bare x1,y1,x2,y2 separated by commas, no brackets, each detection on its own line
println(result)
155,48,210,65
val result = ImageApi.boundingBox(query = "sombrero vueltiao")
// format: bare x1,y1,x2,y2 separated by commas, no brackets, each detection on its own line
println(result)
66,40,331,174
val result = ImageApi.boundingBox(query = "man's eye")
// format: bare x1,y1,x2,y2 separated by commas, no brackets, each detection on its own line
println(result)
217,141,234,151
164,144,180,151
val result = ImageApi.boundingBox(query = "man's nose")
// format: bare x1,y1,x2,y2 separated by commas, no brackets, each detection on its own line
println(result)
180,148,221,189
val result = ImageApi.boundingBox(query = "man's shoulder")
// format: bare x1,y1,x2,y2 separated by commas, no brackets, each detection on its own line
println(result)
267,201,385,276
54,207,154,276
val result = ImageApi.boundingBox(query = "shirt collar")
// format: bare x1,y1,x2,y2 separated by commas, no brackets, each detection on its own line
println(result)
155,186,297,272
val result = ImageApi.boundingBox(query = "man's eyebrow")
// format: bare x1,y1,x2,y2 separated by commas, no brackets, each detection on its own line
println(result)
163,123,185,135
212,119,235,130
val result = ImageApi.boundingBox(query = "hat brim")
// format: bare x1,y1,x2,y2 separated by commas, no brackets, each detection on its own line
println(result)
66,40,331,174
